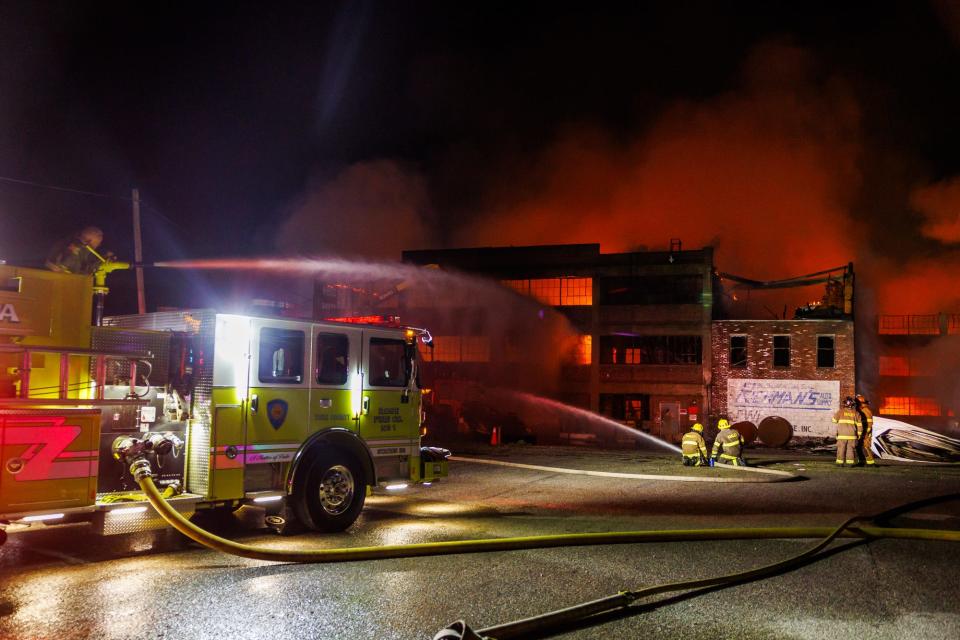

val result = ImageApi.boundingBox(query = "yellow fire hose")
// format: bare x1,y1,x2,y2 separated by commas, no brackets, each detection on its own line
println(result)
135,464,960,639
137,474,960,563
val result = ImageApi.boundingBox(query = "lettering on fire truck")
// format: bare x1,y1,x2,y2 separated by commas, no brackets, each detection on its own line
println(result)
0,303,20,323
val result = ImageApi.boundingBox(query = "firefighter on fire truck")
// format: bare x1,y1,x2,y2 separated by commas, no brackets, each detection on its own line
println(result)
45,226,114,275
0,263,448,546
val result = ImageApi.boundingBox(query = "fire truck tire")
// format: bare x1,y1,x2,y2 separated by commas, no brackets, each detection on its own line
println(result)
295,448,367,532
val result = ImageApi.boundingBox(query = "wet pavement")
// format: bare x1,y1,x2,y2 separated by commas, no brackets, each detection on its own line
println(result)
2,446,960,639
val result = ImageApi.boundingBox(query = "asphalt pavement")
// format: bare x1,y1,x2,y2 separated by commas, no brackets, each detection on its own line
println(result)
2,446,960,640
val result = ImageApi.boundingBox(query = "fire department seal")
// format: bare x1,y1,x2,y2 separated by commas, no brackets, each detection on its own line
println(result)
267,399,288,430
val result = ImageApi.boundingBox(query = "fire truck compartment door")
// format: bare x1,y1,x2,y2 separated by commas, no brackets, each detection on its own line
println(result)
1,408,100,515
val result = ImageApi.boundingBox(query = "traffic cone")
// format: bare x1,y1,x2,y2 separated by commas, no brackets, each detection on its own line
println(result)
490,426,500,446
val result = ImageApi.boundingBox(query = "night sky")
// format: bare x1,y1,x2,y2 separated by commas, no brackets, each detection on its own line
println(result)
1,1,959,312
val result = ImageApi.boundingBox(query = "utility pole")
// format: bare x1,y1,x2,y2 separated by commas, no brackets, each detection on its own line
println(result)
132,188,146,314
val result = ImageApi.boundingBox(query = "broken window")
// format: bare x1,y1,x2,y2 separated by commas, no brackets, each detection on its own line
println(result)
729,335,747,368
772,335,790,368
816,335,835,368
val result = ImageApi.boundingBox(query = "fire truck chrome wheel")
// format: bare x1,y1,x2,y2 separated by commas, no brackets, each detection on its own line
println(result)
318,464,354,515
295,449,367,532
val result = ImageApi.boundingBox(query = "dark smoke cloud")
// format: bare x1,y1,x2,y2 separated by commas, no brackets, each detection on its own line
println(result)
910,176,960,244
278,41,959,315
276,160,434,260
457,42,862,280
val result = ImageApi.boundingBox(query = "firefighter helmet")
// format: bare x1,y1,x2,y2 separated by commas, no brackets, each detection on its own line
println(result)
717,418,730,429
692,423,704,433
856,393,868,405
843,396,856,408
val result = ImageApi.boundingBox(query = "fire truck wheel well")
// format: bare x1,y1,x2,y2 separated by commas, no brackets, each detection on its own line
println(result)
287,428,376,496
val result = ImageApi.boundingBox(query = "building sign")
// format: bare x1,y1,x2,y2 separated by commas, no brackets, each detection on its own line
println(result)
727,378,839,438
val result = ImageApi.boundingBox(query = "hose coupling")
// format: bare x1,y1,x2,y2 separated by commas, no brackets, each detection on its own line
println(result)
129,458,154,481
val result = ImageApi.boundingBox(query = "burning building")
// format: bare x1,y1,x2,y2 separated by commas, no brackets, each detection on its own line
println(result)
871,312,960,431
400,242,859,446
401,243,714,444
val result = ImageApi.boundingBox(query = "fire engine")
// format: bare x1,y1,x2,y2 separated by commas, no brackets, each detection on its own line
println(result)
0,264,446,545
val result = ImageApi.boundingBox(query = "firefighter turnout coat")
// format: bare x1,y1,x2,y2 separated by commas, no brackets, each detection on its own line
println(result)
832,407,861,465
681,430,709,465
712,428,745,465
858,404,876,465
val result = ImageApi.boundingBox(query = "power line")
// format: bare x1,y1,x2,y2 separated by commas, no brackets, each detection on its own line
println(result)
0,174,133,201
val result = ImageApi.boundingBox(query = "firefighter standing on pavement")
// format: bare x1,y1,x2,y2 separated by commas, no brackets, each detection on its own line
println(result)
855,393,876,467
711,418,746,466
832,396,861,467
681,422,709,466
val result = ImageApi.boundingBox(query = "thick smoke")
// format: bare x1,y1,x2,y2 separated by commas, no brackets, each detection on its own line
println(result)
911,177,960,244
276,160,434,260
458,43,861,281
278,42,959,317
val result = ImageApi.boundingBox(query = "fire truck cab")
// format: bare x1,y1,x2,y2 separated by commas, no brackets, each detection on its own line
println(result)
0,265,446,544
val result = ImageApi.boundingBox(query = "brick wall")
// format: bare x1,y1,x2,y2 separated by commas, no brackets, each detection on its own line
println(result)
711,320,855,437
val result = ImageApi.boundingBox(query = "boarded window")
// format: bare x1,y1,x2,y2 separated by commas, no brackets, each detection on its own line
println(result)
258,327,304,383
773,335,790,367
368,338,407,388
316,332,349,385
816,335,835,368
730,335,747,368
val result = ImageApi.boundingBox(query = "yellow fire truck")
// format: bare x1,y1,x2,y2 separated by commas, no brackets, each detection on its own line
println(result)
0,264,446,545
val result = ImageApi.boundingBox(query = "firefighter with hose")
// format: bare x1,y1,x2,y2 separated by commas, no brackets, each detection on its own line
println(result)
711,418,746,466
681,422,709,466
832,396,861,467
45,226,115,275
855,393,877,467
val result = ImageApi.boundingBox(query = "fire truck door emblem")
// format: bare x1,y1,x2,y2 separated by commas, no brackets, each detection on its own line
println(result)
267,399,288,430
2,416,92,481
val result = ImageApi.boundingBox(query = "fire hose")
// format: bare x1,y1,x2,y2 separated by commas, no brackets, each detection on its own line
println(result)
129,458,960,638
